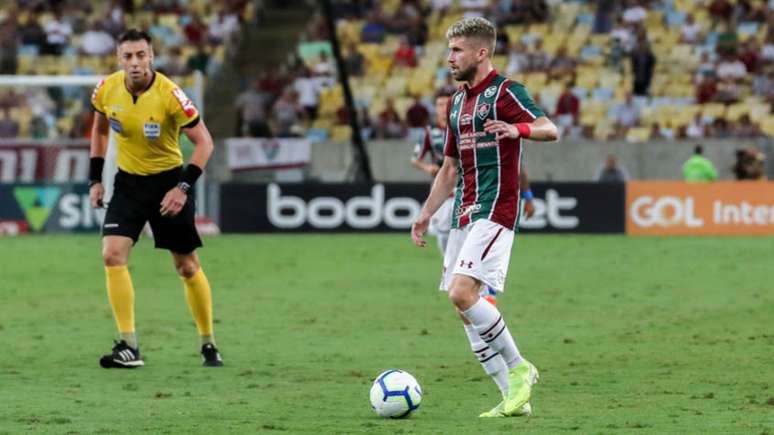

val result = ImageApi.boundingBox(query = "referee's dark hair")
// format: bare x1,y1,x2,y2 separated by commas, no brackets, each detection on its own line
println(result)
118,28,152,45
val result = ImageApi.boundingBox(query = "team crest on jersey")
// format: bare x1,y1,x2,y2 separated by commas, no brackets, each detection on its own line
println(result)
484,86,498,98
477,103,491,119
460,113,473,126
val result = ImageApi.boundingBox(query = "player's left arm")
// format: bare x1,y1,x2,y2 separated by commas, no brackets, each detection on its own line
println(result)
484,82,559,142
160,120,214,217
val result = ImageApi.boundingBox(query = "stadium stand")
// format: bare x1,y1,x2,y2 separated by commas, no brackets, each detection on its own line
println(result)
0,0,252,139
247,0,773,142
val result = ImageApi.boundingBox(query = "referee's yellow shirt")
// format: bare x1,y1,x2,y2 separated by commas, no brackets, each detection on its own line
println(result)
91,71,200,175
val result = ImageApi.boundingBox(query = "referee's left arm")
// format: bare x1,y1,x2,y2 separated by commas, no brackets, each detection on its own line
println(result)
181,119,214,170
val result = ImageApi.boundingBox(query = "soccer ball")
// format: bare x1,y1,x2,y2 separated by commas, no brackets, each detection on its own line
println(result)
369,369,422,418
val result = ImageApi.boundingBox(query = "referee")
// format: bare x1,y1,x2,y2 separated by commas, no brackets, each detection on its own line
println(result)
89,29,222,368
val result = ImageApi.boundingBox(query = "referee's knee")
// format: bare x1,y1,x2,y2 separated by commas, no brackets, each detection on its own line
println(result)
102,247,128,267
174,255,200,278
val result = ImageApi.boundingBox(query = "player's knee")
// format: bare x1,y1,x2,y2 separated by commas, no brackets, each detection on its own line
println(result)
174,257,200,278
102,247,127,266
448,284,477,310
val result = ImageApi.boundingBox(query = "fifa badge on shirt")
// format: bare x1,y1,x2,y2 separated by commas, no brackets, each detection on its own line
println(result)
144,121,161,139
108,117,124,134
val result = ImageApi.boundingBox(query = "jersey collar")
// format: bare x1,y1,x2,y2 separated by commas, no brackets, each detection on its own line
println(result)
463,69,498,97
123,70,157,102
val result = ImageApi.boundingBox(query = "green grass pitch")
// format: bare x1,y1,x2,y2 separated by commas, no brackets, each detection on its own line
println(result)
0,234,772,434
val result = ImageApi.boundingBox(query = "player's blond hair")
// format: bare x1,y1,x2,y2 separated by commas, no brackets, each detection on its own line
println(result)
445,17,496,56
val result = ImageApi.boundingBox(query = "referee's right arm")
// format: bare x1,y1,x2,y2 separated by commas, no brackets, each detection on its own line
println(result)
89,112,110,208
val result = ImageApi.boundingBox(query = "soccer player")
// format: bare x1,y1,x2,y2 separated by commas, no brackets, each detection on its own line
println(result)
88,29,222,368
411,17,559,417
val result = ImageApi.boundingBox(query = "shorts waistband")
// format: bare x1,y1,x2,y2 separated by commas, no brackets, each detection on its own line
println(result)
118,166,182,179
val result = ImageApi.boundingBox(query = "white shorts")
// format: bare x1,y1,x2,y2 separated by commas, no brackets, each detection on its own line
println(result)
428,197,454,235
439,219,514,293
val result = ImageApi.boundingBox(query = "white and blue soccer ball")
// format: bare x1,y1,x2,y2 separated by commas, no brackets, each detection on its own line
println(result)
369,369,422,418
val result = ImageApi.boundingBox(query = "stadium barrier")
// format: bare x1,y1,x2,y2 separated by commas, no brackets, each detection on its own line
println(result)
626,181,774,235
218,182,625,233
4,181,774,236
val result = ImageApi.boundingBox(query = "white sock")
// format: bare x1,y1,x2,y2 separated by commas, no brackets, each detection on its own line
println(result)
463,298,523,369
464,324,509,396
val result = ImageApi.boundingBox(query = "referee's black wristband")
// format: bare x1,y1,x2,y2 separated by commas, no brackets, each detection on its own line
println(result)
89,157,105,184
180,164,203,186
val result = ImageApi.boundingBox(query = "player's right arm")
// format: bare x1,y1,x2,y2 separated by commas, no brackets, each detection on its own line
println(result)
411,156,457,247
89,78,110,209
410,126,440,176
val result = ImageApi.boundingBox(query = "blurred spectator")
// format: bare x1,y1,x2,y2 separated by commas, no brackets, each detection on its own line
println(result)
734,114,761,138
20,12,46,48
592,0,616,34
709,117,732,138
555,84,580,126
716,21,738,56
611,17,634,53
459,0,489,18
596,154,629,183
437,73,457,96
343,43,365,77
694,52,716,83
733,148,766,180
506,41,529,75
548,46,577,82
272,89,302,137
696,76,718,103
235,79,272,137
495,24,509,56
0,16,18,74
631,36,655,96
377,98,405,138
752,70,774,101
80,22,115,56
183,13,208,46
155,46,188,76
0,89,21,111
717,54,747,81
70,109,94,139
762,31,774,65
361,9,386,43
686,114,707,139
503,0,549,24
622,0,647,25
29,115,49,139
405,95,429,128
683,145,718,182
42,9,73,55
293,67,322,120
611,92,640,132
680,14,702,44
0,108,19,138
709,0,733,28
527,40,550,72
313,51,335,79
394,36,417,68
186,45,210,75
737,38,759,73
208,9,240,45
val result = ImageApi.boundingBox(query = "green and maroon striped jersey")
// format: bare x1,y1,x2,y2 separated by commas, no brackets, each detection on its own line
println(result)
412,123,446,167
443,70,545,230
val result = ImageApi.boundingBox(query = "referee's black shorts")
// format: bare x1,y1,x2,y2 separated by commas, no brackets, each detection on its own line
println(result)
102,166,203,254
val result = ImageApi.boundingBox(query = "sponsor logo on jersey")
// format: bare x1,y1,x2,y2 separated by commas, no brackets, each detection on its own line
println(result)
456,203,481,218
108,117,124,134
110,105,124,113
143,122,161,139
484,86,497,98
91,79,105,104
477,103,490,119
454,93,463,104
172,88,197,118
460,113,473,126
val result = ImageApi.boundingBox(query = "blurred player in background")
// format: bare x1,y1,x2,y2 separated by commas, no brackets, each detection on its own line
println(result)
411,17,558,417
89,29,223,368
